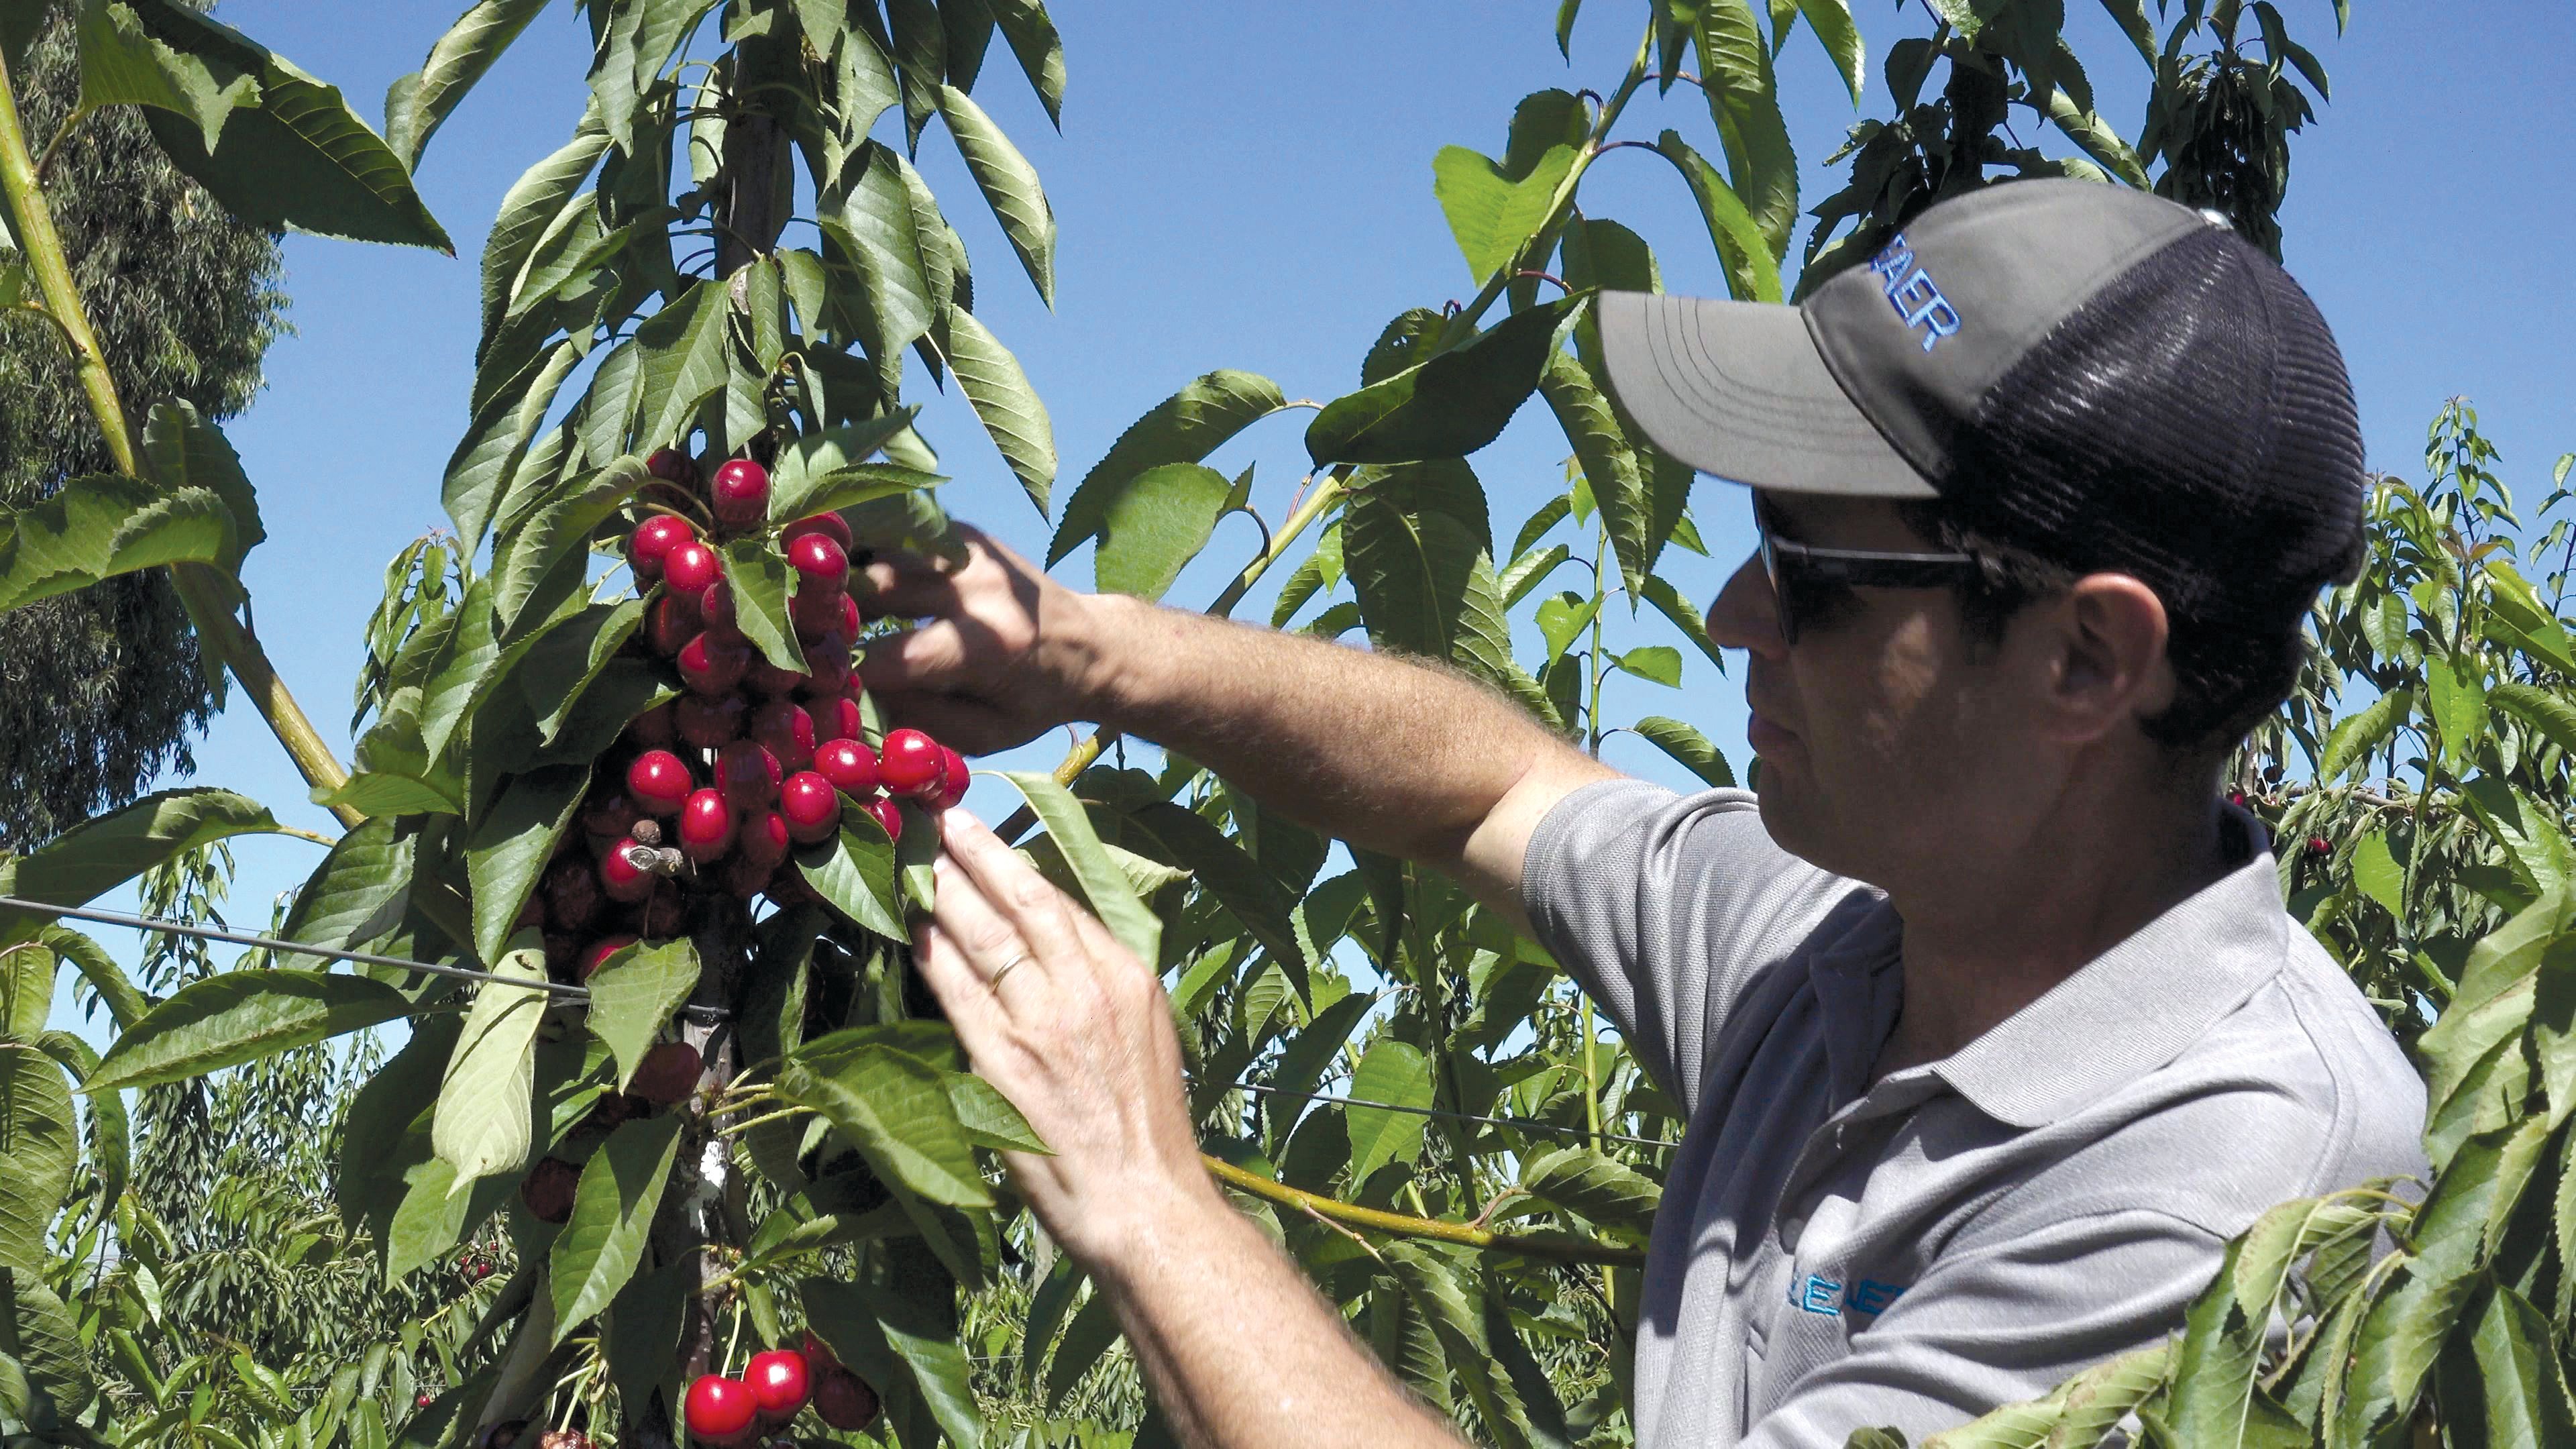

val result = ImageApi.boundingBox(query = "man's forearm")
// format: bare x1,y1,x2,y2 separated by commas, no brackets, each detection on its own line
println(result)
1097,1180,1463,1449
1081,595,1608,873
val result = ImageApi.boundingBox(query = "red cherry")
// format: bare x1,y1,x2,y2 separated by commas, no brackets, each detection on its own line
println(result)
674,692,747,749
787,532,849,588
645,590,702,657
543,855,603,931
798,1331,839,1376
782,512,853,551
623,700,678,749
780,771,842,844
685,1373,759,1447
587,928,641,974
746,655,805,697
720,855,776,901
716,740,782,808
739,810,791,869
678,633,752,695
664,540,722,596
802,638,852,696
647,447,701,490
679,789,734,863
711,458,770,531
879,729,943,798
814,737,880,795
699,581,741,640
520,1157,578,1224
627,750,694,814
2308,836,2332,857
745,1349,812,1424
867,796,903,842
812,692,863,743
580,790,641,842
629,1040,702,1106
416,1393,436,1409
793,587,859,644
630,515,697,581
599,840,656,904
812,1369,878,1432
751,699,816,771
932,747,969,810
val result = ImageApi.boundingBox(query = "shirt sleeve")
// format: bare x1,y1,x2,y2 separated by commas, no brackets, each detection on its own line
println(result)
1519,779,1876,1116
1743,1209,2224,1449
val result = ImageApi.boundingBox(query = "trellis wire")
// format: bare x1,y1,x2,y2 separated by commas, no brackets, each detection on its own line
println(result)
1208,1077,1670,1150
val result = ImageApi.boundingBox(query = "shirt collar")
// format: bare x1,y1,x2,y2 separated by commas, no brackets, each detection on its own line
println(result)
1921,804,2291,1130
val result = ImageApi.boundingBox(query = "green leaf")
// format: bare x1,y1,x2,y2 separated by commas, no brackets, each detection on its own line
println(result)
382,0,547,168
2318,688,2412,783
935,83,1053,305
0,473,233,614
803,1273,987,1449
1431,142,1578,286
1343,469,1556,728
74,0,258,154
444,337,584,553
2460,777,2572,896
549,1112,684,1340
584,939,700,1093
602,1255,692,1417
478,113,608,344
464,765,590,966
0,788,278,910
431,943,549,1188
949,1073,1045,1152
776,1036,989,1207
1634,716,1735,788
1515,1145,1660,1235
820,144,936,357
1650,131,1780,303
1692,0,1796,257
1344,1038,1432,1185
1794,0,1866,104
2352,830,2404,921
2492,681,2576,765
492,458,645,641
1078,462,1232,602
1638,575,1722,671
117,0,451,250
713,537,800,673
2042,88,2149,187
942,306,1056,517
1538,350,1654,598
1615,645,1683,688
798,813,907,941
983,0,1063,125
86,969,414,1092
272,817,415,971
2428,653,2487,770
1120,801,1305,982
1051,370,1286,566
1380,1243,1568,1449
2467,1283,2576,1447
1306,298,1576,466
0,1267,97,1429
630,280,731,453
767,411,930,515
518,599,645,742
142,400,262,574
0,1044,77,1275
991,771,1160,966
27,924,143,1031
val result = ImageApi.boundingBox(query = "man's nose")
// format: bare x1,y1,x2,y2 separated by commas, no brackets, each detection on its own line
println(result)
1706,551,1786,659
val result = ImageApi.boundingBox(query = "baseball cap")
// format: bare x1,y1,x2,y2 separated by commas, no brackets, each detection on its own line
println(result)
1597,178,2367,627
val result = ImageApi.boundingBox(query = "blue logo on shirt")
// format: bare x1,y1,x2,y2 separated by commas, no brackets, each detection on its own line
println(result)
1790,1273,1908,1320
1866,235,1962,354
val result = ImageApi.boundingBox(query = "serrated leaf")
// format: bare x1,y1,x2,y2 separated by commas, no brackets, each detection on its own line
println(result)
465,765,589,966
1306,298,1575,466
272,817,416,971
0,787,279,910
549,1112,684,1340
803,1273,987,1449
1381,1244,1567,1449
1794,0,1866,103
799,812,907,940
630,281,731,453
983,0,1062,126
777,1034,989,1207
943,307,1056,517
1635,715,1735,788
445,337,584,552
1515,1145,1660,1234
1538,350,1654,598
1051,370,1285,566
492,458,646,640
1344,1038,1432,1185
74,0,258,153
431,943,549,1189
1079,463,1232,602
1693,0,1796,258
991,771,1159,965
2043,87,2149,187
0,474,233,614
0,1044,76,1275
479,113,608,343
384,0,546,168
0,1267,96,1428
584,940,700,1092
936,82,1053,305
2351,830,2404,922
1615,645,1682,687
2492,680,2576,765
1651,131,1778,303
142,400,262,573
1431,142,1578,286
718,537,802,672
85,969,414,1093
1120,801,1303,985
949,1073,1044,1152
2318,688,2412,783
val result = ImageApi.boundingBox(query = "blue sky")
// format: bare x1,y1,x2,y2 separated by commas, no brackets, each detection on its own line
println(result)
41,1,2576,1018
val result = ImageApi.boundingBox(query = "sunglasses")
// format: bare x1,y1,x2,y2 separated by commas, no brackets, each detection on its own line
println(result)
1753,498,1982,645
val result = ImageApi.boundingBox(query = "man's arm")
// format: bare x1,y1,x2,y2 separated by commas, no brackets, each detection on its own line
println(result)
856,527,1615,924
913,810,1464,1449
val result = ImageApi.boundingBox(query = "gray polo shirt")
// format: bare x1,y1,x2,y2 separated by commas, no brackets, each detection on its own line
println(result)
1522,782,2426,1448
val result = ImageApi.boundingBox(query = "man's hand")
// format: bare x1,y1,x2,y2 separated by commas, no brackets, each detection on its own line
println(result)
911,807,1218,1267
857,525,1116,755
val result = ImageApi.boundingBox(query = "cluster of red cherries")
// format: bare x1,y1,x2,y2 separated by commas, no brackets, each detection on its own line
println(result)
522,448,970,987
684,1334,879,1443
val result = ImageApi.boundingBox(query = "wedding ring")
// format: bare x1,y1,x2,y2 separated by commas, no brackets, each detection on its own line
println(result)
988,953,1031,989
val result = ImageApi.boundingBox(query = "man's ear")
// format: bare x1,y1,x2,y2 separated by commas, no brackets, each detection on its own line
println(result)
2035,574,2174,744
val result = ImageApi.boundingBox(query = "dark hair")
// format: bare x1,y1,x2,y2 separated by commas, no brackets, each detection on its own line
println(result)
1896,500,2351,754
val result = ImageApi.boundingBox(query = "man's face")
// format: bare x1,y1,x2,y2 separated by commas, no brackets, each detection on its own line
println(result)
1704,491,2053,890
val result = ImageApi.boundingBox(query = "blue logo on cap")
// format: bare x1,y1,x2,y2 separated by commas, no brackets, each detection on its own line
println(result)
1868,235,1962,354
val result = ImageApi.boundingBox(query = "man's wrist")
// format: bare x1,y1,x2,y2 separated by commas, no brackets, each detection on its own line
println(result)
1066,1160,1238,1289
1059,591,1161,727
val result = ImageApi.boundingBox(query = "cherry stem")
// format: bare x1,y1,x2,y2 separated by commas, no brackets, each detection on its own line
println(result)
1513,269,1572,294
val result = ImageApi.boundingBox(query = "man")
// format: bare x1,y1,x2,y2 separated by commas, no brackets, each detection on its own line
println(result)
862,180,2429,1448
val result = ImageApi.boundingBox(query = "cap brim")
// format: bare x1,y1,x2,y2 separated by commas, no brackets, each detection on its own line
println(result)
1597,290,1934,498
